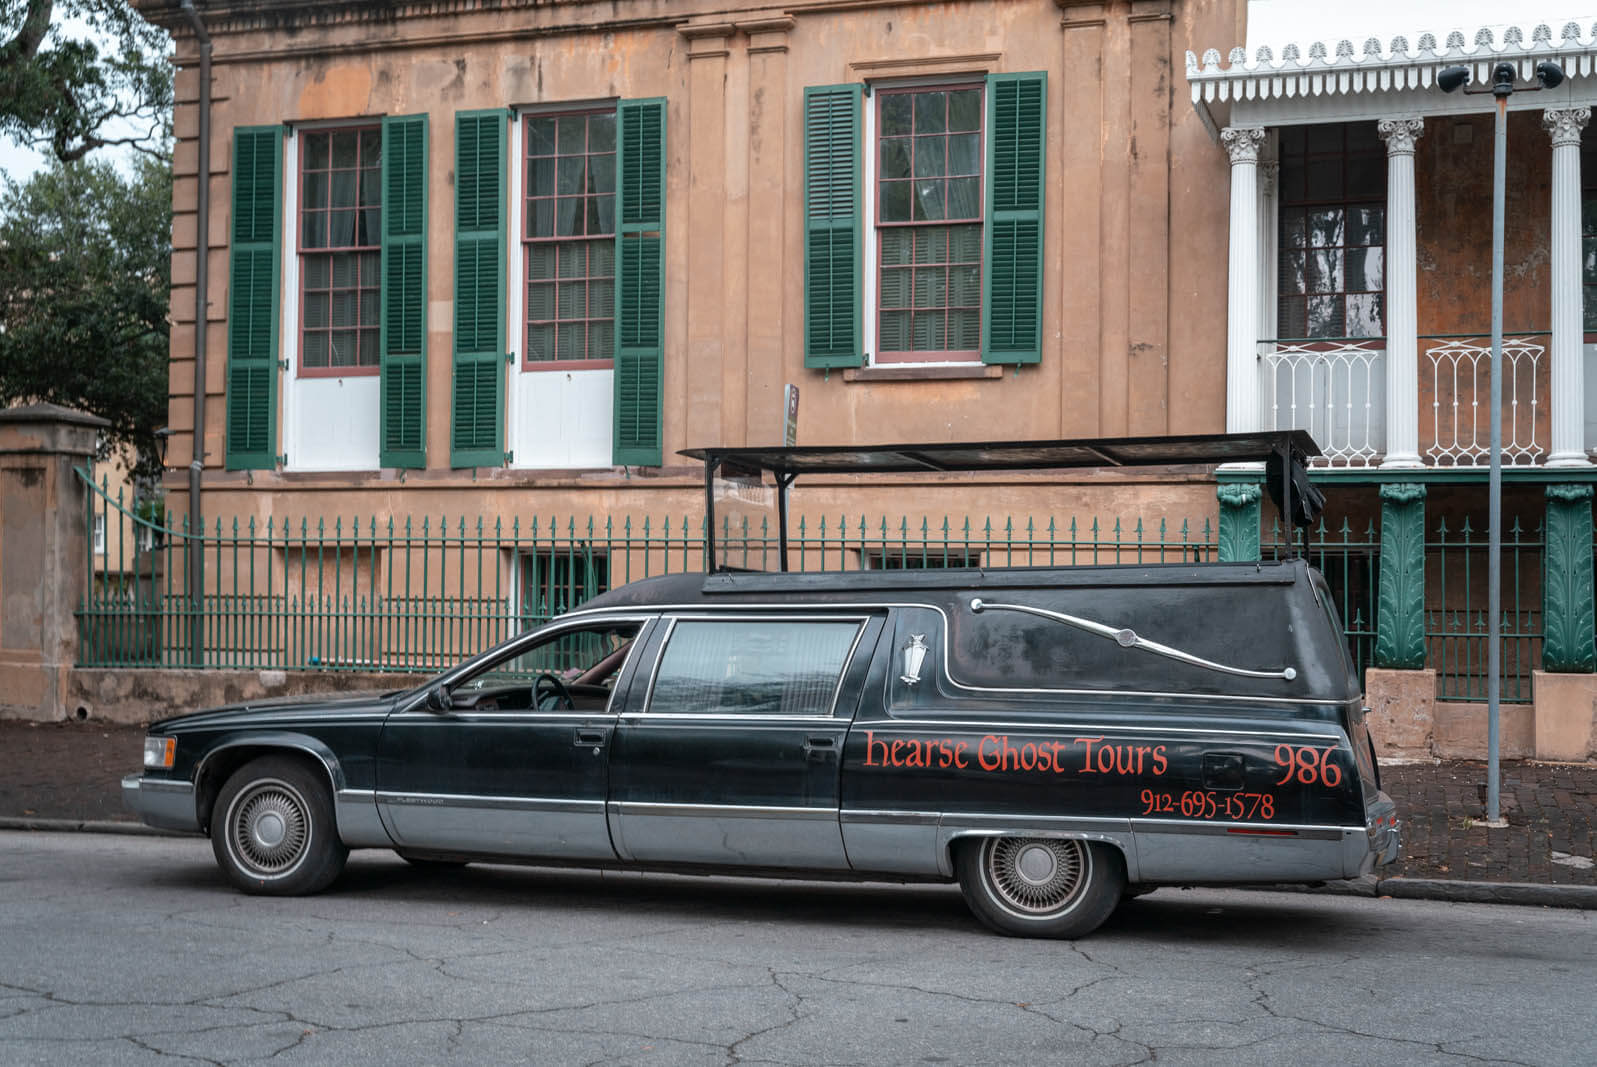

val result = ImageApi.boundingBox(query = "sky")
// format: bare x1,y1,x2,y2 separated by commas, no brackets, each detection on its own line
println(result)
0,10,163,189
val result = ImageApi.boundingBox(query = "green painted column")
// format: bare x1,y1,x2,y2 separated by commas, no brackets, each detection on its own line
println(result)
1542,483,1595,673
1375,482,1427,670
1216,483,1262,562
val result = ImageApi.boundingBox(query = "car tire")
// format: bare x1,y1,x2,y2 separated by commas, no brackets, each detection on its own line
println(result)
211,756,347,896
955,836,1125,939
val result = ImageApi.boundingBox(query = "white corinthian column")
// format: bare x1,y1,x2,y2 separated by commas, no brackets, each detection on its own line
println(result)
1545,107,1592,466
1223,127,1267,435
1379,117,1423,468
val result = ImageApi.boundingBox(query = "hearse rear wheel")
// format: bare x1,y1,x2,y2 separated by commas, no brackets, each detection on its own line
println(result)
212,756,347,896
956,836,1124,939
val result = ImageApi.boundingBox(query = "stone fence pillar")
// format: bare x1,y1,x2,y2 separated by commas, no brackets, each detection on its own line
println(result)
0,404,109,720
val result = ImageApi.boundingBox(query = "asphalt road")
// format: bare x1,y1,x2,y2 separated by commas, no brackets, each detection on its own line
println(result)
1,831,1593,1066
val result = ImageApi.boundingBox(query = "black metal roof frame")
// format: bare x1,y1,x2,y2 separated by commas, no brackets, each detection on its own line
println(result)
681,430,1322,573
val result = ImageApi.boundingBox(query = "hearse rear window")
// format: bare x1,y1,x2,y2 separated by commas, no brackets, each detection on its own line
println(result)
649,619,862,717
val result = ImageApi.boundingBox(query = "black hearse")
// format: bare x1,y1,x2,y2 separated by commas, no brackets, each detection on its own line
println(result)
125,432,1399,939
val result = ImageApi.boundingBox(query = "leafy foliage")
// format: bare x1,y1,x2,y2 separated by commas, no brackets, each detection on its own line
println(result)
0,0,170,162
0,153,171,478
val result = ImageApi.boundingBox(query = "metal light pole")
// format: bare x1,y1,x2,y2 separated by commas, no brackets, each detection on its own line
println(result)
1440,60,1564,824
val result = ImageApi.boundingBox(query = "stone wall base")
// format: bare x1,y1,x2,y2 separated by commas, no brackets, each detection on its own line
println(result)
1431,701,1536,761
1365,668,1437,759
60,668,424,725
1531,671,1597,762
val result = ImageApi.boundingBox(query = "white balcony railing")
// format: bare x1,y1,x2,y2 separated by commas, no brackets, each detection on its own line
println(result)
1424,336,1547,467
1259,339,1386,467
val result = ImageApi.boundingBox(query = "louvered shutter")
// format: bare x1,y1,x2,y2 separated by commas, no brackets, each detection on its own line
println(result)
380,114,428,469
613,98,667,467
451,109,507,468
802,85,862,368
982,72,1047,365
225,125,283,469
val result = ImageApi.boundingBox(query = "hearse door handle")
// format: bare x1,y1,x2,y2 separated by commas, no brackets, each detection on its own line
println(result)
803,736,837,761
574,728,609,752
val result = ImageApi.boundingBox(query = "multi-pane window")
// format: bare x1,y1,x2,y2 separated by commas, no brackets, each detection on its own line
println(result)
1276,123,1386,339
876,85,983,362
524,110,617,368
299,127,381,374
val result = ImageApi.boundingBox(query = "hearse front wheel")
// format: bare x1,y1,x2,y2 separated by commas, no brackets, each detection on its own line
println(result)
212,756,347,896
956,836,1125,939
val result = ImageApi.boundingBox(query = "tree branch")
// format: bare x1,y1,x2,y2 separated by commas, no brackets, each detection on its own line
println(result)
1,0,54,63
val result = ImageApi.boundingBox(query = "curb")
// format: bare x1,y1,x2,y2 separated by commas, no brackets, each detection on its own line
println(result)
1375,877,1597,910
0,816,187,838
1248,874,1597,910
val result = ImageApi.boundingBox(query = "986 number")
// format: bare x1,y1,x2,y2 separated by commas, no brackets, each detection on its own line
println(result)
1273,744,1342,788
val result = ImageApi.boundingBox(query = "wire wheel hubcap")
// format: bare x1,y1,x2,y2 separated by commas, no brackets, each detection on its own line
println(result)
983,837,1089,917
229,780,310,878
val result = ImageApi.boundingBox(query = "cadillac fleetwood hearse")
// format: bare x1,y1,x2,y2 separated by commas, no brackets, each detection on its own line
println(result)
125,433,1400,939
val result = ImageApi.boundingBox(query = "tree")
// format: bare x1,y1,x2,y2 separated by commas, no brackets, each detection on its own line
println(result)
0,0,170,162
0,153,171,478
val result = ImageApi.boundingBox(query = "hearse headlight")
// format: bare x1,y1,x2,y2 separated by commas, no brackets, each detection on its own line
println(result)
143,736,176,770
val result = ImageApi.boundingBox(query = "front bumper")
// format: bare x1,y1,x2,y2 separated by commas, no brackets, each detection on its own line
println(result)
121,774,201,833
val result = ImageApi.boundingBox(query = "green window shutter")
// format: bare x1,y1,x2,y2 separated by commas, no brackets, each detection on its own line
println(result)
982,72,1046,365
802,84,862,369
226,125,283,469
613,97,667,467
380,114,428,469
451,109,507,468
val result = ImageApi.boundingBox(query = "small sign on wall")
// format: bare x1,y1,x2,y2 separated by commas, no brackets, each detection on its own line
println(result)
783,384,799,447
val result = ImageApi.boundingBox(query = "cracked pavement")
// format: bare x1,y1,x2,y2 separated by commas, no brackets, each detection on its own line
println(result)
1,831,1592,1065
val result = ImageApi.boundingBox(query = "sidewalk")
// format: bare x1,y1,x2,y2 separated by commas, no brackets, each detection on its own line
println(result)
2,719,1593,897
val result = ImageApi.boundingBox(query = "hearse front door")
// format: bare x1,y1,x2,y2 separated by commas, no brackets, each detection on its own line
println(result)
608,614,882,870
376,616,652,858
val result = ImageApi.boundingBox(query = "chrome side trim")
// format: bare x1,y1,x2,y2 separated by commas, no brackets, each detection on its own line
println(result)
333,788,392,847
613,801,839,821
1128,817,1345,840
970,598,1298,681
863,718,1343,742
617,713,843,723
555,600,1348,707
375,792,605,815
840,810,942,826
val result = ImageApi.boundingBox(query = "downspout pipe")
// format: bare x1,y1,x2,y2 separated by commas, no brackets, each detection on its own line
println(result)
179,0,210,667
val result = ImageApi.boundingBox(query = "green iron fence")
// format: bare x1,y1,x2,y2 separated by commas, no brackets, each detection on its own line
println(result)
1425,516,1543,703
1266,517,1381,685
73,469,1549,701
74,469,1219,673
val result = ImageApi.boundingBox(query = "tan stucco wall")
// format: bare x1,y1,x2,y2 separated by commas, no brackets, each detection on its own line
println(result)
156,0,1236,525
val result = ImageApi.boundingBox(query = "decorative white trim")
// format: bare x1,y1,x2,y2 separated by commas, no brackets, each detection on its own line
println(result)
1221,125,1267,164
1544,105,1592,147
1379,116,1423,468
1189,22,1597,105
1376,116,1424,156
1547,106,1591,466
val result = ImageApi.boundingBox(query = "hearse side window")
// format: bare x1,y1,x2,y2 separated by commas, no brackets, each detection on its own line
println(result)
887,607,946,709
454,621,644,712
648,619,862,717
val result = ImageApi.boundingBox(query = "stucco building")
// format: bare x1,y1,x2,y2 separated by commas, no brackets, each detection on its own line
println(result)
98,0,1597,759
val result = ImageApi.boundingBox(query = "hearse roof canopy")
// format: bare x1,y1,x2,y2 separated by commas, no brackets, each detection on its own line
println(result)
680,430,1318,477
682,431,1323,573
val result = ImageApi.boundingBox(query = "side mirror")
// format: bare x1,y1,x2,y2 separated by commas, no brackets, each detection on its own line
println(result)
425,685,451,712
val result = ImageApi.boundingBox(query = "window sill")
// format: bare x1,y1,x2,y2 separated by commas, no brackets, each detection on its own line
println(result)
842,364,1005,382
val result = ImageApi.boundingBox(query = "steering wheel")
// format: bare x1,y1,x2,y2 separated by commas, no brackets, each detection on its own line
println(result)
534,672,575,711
